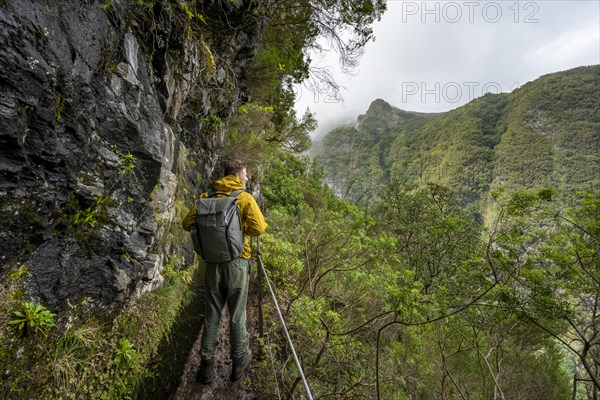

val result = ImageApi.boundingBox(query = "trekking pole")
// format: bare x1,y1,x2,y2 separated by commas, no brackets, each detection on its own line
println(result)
256,237,264,339
256,238,314,400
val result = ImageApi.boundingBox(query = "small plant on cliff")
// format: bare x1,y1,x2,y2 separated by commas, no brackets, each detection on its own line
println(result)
101,0,112,10
200,114,222,131
180,1,194,19
179,2,208,25
135,0,154,8
114,338,136,366
149,182,161,200
119,151,137,175
8,265,29,281
72,196,111,228
200,40,215,76
9,301,56,338
53,91,65,121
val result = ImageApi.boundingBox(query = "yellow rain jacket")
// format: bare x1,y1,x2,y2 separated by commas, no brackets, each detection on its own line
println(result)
182,175,267,259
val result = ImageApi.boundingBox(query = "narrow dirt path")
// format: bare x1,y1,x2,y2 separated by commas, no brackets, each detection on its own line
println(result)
173,271,272,400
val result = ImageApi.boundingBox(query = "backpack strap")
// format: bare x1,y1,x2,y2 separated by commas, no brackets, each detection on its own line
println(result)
207,189,244,198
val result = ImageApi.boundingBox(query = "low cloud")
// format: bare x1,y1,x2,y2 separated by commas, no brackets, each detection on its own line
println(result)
296,0,600,135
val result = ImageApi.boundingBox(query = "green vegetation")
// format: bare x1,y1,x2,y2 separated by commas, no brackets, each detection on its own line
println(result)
315,66,600,213
9,301,56,338
200,40,215,76
134,0,154,8
305,66,599,397
57,195,114,245
180,1,194,20
114,338,136,366
101,0,112,11
243,0,386,155
493,188,600,391
71,196,111,228
0,260,198,399
199,114,222,131
209,61,598,397
118,151,137,175
249,152,593,398
54,91,65,121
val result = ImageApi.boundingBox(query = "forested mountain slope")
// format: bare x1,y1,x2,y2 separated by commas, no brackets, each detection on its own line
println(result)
304,65,599,398
315,65,600,210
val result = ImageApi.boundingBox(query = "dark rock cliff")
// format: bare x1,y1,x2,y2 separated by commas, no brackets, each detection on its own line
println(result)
0,0,264,310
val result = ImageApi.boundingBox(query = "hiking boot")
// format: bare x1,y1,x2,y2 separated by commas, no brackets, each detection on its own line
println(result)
196,358,215,384
231,350,252,381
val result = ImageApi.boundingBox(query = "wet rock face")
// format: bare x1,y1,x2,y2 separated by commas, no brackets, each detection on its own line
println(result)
0,0,264,310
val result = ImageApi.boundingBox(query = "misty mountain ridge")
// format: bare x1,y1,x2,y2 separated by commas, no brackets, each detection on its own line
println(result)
313,65,600,211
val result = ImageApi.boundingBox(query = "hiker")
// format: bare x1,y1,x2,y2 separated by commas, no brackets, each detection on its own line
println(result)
182,159,267,384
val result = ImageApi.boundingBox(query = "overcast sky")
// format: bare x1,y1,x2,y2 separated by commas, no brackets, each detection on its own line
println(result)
294,0,600,139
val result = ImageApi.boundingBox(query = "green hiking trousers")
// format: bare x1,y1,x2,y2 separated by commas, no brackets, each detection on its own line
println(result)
200,257,250,360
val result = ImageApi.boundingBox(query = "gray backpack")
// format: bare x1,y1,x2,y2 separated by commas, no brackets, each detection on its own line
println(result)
191,189,244,263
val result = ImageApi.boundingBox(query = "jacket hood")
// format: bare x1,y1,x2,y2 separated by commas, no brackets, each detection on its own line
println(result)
212,175,244,193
